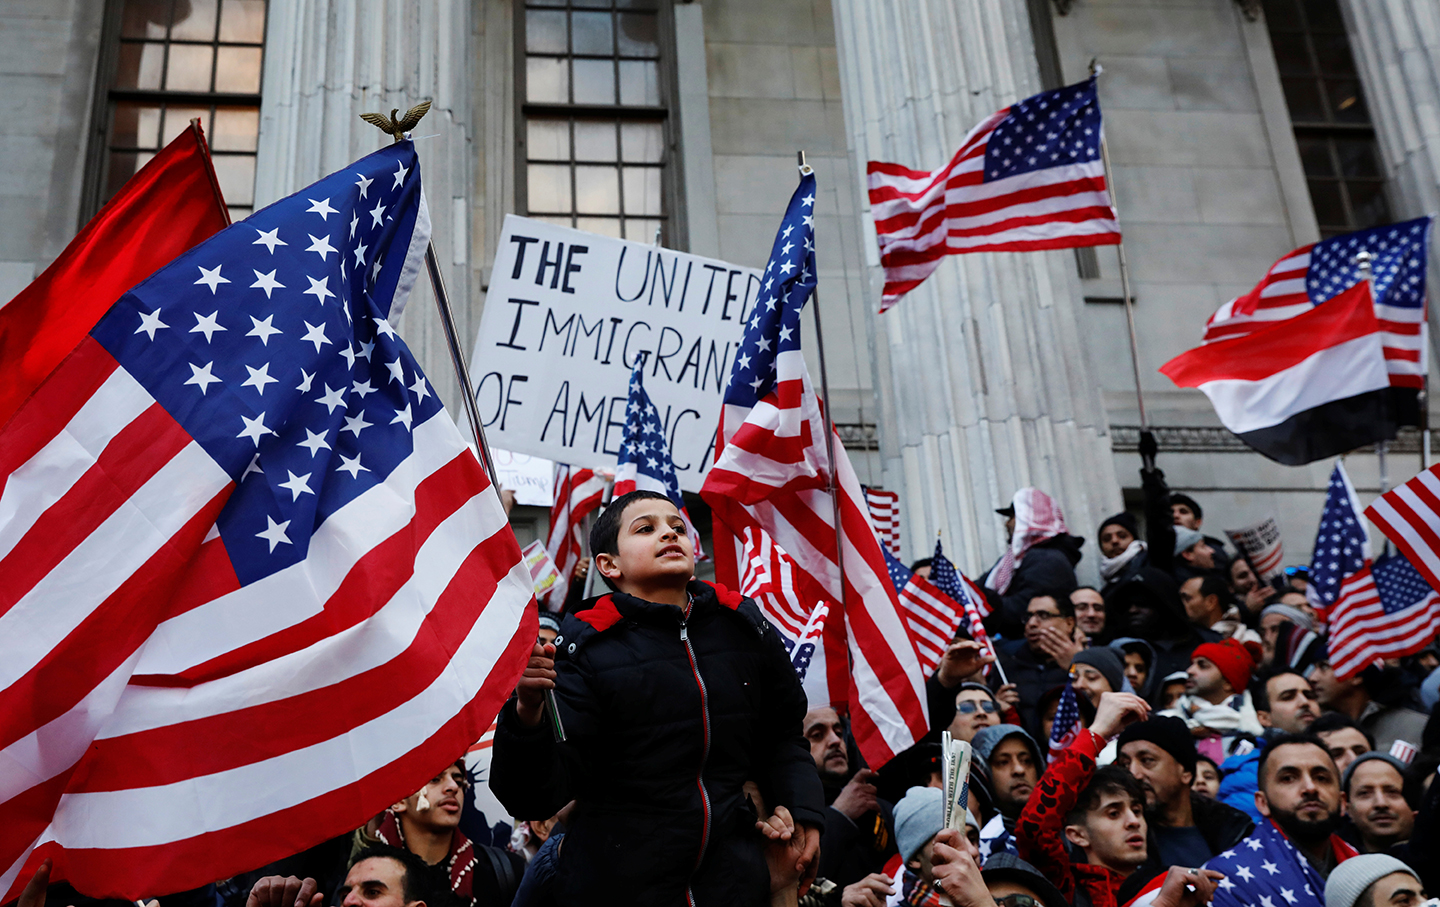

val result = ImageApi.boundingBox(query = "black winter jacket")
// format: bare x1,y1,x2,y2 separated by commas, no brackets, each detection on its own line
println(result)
490,580,825,907
983,535,1084,639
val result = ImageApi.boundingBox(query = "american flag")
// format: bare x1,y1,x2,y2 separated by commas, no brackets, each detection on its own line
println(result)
1047,682,1082,763
867,76,1120,312
539,465,607,610
700,169,929,766
882,547,964,675
739,526,832,705
0,142,536,899
1309,464,1389,681
1202,811,1356,907
1366,463,1440,594
1201,217,1431,389
1338,551,1440,677
864,487,902,558
612,360,703,558
930,541,997,677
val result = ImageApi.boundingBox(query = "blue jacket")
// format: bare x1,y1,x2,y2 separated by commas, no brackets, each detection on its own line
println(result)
1217,743,1263,822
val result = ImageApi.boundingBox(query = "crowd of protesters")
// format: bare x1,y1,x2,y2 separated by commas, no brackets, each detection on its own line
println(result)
18,478,1439,907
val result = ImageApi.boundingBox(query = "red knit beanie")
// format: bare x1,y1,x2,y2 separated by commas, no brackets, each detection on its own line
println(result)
1192,638,1255,694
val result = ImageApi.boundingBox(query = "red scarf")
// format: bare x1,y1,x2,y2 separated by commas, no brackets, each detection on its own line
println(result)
374,809,478,905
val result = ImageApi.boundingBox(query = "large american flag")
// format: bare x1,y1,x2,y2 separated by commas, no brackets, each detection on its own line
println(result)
700,169,929,766
0,142,536,900
867,76,1120,311
1308,464,1392,681
1201,217,1431,389
1366,464,1440,593
612,360,703,558
882,547,963,675
1201,813,1356,907
539,465,607,610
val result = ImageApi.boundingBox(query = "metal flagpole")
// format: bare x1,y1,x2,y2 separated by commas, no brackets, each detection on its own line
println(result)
798,150,849,614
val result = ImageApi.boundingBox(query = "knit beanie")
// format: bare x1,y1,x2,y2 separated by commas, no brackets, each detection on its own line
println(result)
1116,715,1197,774
1192,638,1256,694
1072,647,1126,694
1098,512,1139,544
1341,752,1409,797
1174,526,1205,557
894,785,944,862
1324,855,1417,907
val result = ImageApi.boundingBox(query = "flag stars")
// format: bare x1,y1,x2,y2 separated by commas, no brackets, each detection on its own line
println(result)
191,311,228,342
391,403,413,431
256,515,292,552
409,375,430,402
373,317,397,340
352,379,377,399
342,411,373,437
355,172,374,199
253,228,287,253
307,233,338,262
392,160,410,189
307,197,338,220
353,241,369,268
135,308,169,340
303,275,336,304
237,412,276,446
336,452,369,478
251,269,285,298
242,362,279,395
248,314,283,345
385,359,405,384
301,320,332,352
195,264,230,294
278,470,315,501
296,369,315,393
349,211,360,241
185,361,221,395
370,201,388,228
316,384,347,413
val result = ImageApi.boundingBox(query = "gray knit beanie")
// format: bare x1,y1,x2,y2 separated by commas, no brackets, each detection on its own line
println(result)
1324,855,1417,907
894,785,944,862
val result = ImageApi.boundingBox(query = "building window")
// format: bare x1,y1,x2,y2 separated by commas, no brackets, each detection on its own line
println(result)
517,0,672,244
1264,0,1390,237
90,0,266,222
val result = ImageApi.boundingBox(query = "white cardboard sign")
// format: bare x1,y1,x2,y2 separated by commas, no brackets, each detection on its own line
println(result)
490,448,556,507
470,216,759,491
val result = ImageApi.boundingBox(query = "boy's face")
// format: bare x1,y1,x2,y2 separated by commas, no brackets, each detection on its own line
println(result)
1122,651,1148,691
1066,791,1147,872
597,498,694,586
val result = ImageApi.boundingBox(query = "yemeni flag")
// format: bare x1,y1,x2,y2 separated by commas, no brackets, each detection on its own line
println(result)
1161,281,1402,465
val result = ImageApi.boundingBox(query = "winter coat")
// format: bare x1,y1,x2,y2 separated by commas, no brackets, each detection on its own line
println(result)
1104,567,1218,679
1216,744,1264,822
1189,791,1255,857
995,638,1073,733
490,580,825,907
984,535,1084,639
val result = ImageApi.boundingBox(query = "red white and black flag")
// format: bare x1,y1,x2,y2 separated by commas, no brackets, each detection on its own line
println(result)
1160,281,1402,465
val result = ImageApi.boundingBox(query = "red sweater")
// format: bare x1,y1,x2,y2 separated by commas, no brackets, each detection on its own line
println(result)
1016,730,1131,907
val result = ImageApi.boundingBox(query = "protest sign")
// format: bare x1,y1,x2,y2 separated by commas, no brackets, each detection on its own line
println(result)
1227,517,1285,585
491,448,555,507
521,539,562,597
471,216,759,492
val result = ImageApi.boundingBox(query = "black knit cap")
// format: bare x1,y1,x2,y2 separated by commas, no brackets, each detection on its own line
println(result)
1097,511,1139,544
1116,714,1197,774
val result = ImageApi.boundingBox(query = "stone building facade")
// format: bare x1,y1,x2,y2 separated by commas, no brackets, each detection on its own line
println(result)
2,0,1437,579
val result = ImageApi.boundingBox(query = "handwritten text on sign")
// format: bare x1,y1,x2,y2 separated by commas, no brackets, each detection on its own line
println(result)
470,216,759,491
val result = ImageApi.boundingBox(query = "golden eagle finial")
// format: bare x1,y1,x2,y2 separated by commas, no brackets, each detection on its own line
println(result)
359,100,432,143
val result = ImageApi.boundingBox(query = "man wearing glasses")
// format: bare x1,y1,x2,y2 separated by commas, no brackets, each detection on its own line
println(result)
998,594,1082,730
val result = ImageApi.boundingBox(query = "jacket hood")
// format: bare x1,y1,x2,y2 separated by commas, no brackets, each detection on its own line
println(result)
972,723,1043,770
1109,636,1160,701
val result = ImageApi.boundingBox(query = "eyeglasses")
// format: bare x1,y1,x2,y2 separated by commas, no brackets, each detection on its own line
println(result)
997,895,1043,907
956,700,998,715
1025,610,1063,623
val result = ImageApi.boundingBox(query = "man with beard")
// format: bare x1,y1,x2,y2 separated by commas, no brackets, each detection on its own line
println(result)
1116,716,1252,867
1205,734,1358,907
1218,669,1322,821
1340,754,1416,856
801,706,896,889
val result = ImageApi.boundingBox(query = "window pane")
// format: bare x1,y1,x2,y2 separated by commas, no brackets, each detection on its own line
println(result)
527,120,570,160
624,217,662,242
575,164,620,213
528,0,566,7
526,56,569,103
1268,33,1311,75
116,41,165,89
1334,138,1381,178
215,45,262,92
621,122,663,162
618,59,658,106
170,0,219,40
617,0,659,7
1280,77,1325,121
623,166,661,215
576,217,623,238
1311,33,1355,75
574,121,617,161
219,0,267,42
1307,179,1347,226
572,59,616,104
166,44,215,91
1326,79,1368,123
1346,180,1389,229
526,10,568,54
212,153,256,205
571,11,613,55
106,151,155,198
163,105,210,143
212,106,259,151
616,13,658,57
112,102,163,149
121,0,170,38
1295,137,1334,177
528,163,573,212
532,215,575,229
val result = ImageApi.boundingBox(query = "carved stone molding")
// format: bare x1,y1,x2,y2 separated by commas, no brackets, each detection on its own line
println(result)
1110,425,1435,454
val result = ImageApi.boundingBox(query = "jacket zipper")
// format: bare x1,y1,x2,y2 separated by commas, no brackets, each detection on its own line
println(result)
680,601,711,907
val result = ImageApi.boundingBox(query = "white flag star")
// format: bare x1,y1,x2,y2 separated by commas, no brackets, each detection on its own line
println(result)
352,241,369,268
298,428,331,457
306,233,338,262
307,197,338,220
242,452,263,481
355,172,374,199
342,411,373,436
253,227,287,253
256,515,292,552
242,362,279,395
352,379,376,398
296,368,315,392
185,361,221,395
278,470,315,501
373,317,396,339
336,452,370,478
349,210,360,240
301,320,332,352
194,264,230,294
315,384,347,413
247,314,282,345
190,311,227,342
392,160,410,188
369,201,387,228
410,375,430,402
385,359,405,384
250,269,285,299
303,275,336,304
135,308,168,340
237,412,275,446
391,403,413,431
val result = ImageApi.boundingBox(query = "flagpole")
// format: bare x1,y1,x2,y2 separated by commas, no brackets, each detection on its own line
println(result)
798,150,850,616
1091,63,1151,447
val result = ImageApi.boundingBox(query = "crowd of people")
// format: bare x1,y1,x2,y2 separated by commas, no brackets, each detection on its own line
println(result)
18,482,1439,907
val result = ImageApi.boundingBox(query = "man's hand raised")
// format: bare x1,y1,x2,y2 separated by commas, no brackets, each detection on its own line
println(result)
1089,691,1151,740
831,769,879,820
515,641,556,728
246,876,323,907
937,640,995,688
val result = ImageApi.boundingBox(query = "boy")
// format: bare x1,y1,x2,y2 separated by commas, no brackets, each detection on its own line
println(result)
490,491,825,906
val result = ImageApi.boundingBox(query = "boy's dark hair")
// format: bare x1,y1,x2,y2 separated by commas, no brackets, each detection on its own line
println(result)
1251,666,1306,713
1063,765,1145,827
1197,573,1231,606
588,490,678,557
1256,732,1332,789
1309,712,1376,749
350,844,434,905
1169,493,1202,520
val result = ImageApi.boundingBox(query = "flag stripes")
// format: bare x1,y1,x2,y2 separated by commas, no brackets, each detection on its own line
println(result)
864,487,901,558
1367,465,1440,592
540,466,606,610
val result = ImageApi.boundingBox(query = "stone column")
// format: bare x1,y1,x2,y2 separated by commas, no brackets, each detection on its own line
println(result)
829,1,1122,576
253,0,492,417
1340,1,1440,359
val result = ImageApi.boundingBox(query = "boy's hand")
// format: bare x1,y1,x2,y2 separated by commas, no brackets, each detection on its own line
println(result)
1149,867,1225,907
841,874,893,907
794,822,821,896
756,805,801,895
1089,692,1150,740
516,642,556,728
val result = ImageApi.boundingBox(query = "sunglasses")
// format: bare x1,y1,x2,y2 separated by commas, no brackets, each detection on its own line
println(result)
957,700,998,715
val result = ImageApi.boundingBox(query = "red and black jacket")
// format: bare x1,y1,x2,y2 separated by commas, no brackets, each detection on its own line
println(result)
491,579,824,907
